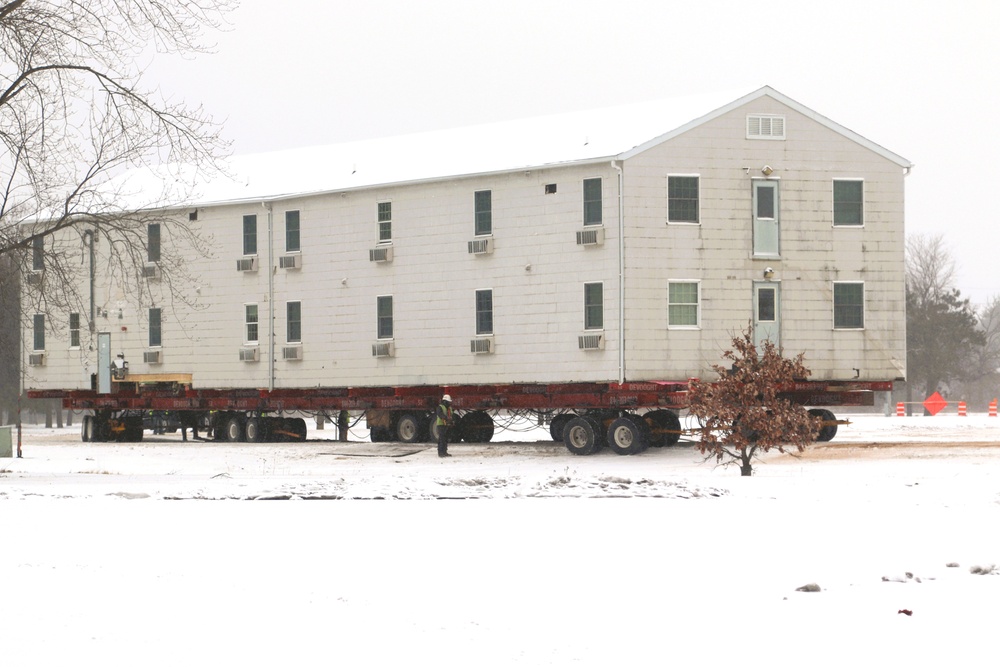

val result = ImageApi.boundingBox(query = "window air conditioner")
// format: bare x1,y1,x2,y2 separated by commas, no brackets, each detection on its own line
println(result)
282,346,303,360
372,341,395,357
28,352,45,366
279,254,302,270
236,256,259,272
369,246,393,263
578,334,605,350
143,350,162,364
239,347,259,362
467,237,494,255
470,338,494,354
576,228,605,246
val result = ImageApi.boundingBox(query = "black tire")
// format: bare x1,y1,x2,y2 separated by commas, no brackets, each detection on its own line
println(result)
224,415,245,442
429,418,463,444
396,412,423,444
245,417,266,443
125,416,144,442
460,411,494,443
81,415,92,442
607,415,650,455
549,413,573,442
810,408,838,442
645,410,681,447
292,417,308,441
563,416,602,456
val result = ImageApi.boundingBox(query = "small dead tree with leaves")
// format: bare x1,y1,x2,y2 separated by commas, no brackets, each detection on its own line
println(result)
688,326,819,476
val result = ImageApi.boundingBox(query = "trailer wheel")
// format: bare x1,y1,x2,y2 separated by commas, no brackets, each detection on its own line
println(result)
245,417,266,443
549,413,573,442
396,412,424,443
292,417,308,441
429,418,464,444
224,415,245,442
461,411,494,443
125,416,144,442
563,416,602,456
809,409,838,442
645,410,681,447
81,415,93,442
607,415,650,455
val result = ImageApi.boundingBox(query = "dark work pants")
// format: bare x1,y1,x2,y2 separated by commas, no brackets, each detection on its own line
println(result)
437,425,449,455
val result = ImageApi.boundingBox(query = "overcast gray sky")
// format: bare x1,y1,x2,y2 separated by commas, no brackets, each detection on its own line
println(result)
148,0,999,305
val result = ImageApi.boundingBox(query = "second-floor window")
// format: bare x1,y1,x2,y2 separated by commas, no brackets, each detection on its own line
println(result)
583,178,602,226
833,180,864,226
287,301,302,343
475,190,492,236
584,282,603,329
243,214,257,255
32,237,43,271
668,176,699,224
147,223,161,262
285,210,300,251
377,202,392,243
33,313,45,351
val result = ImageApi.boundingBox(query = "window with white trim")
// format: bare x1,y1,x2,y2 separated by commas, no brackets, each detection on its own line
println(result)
32,313,45,351
475,289,493,335
149,308,162,347
243,215,257,255
31,237,43,271
747,114,785,139
244,304,259,343
668,281,700,328
377,295,393,339
147,223,161,262
583,178,602,226
69,312,80,348
475,190,492,236
584,282,603,329
377,202,392,243
833,180,864,226
668,175,699,224
287,301,302,343
833,282,865,329
285,210,301,252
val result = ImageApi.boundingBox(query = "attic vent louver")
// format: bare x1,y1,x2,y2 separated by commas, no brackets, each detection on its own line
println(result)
747,114,785,140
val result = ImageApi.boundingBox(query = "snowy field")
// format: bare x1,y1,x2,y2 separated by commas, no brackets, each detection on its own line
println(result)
2,412,999,665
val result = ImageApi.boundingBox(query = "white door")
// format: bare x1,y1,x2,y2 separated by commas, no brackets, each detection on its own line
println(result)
753,180,779,257
753,282,780,350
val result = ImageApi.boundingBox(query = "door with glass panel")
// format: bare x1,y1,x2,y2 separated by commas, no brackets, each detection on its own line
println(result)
753,282,780,350
752,180,779,257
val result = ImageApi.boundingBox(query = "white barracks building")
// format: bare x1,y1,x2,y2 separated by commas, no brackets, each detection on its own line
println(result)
25,86,911,393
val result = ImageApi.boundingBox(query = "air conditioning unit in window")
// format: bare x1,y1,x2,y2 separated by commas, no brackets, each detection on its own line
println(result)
28,352,45,366
239,347,259,362
236,256,259,272
143,350,162,364
369,246,393,263
578,333,605,350
372,341,394,358
142,263,160,279
576,228,605,246
26,271,42,286
279,254,302,270
470,337,494,354
467,237,494,255
282,346,302,360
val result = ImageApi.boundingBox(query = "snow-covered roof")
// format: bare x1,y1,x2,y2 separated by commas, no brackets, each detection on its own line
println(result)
115,86,912,209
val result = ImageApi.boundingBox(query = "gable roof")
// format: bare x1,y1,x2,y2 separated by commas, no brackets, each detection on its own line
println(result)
113,86,911,209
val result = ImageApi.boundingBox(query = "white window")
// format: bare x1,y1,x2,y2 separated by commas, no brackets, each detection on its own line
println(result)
753,180,780,257
244,304,259,343
833,283,865,329
583,178,602,226
377,295,393,339
242,215,257,255
475,190,492,236
668,281,700,328
668,175,699,224
833,180,864,227
747,114,785,139
287,301,301,343
584,282,603,330
148,308,162,347
147,223,161,262
285,210,301,251
377,202,392,243
475,289,493,335
69,313,80,348
32,313,45,351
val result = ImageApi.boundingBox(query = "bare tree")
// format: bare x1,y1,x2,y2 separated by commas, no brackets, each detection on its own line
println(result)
688,325,819,476
0,0,234,369
905,234,984,406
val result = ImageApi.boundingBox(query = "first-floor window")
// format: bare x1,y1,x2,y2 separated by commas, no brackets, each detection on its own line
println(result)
287,301,302,343
834,283,864,329
377,295,393,339
668,281,700,327
245,304,259,343
475,289,493,335
69,313,80,348
32,313,45,351
584,282,603,329
149,308,162,347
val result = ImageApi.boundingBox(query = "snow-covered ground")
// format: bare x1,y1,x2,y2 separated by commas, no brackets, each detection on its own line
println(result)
2,413,999,665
